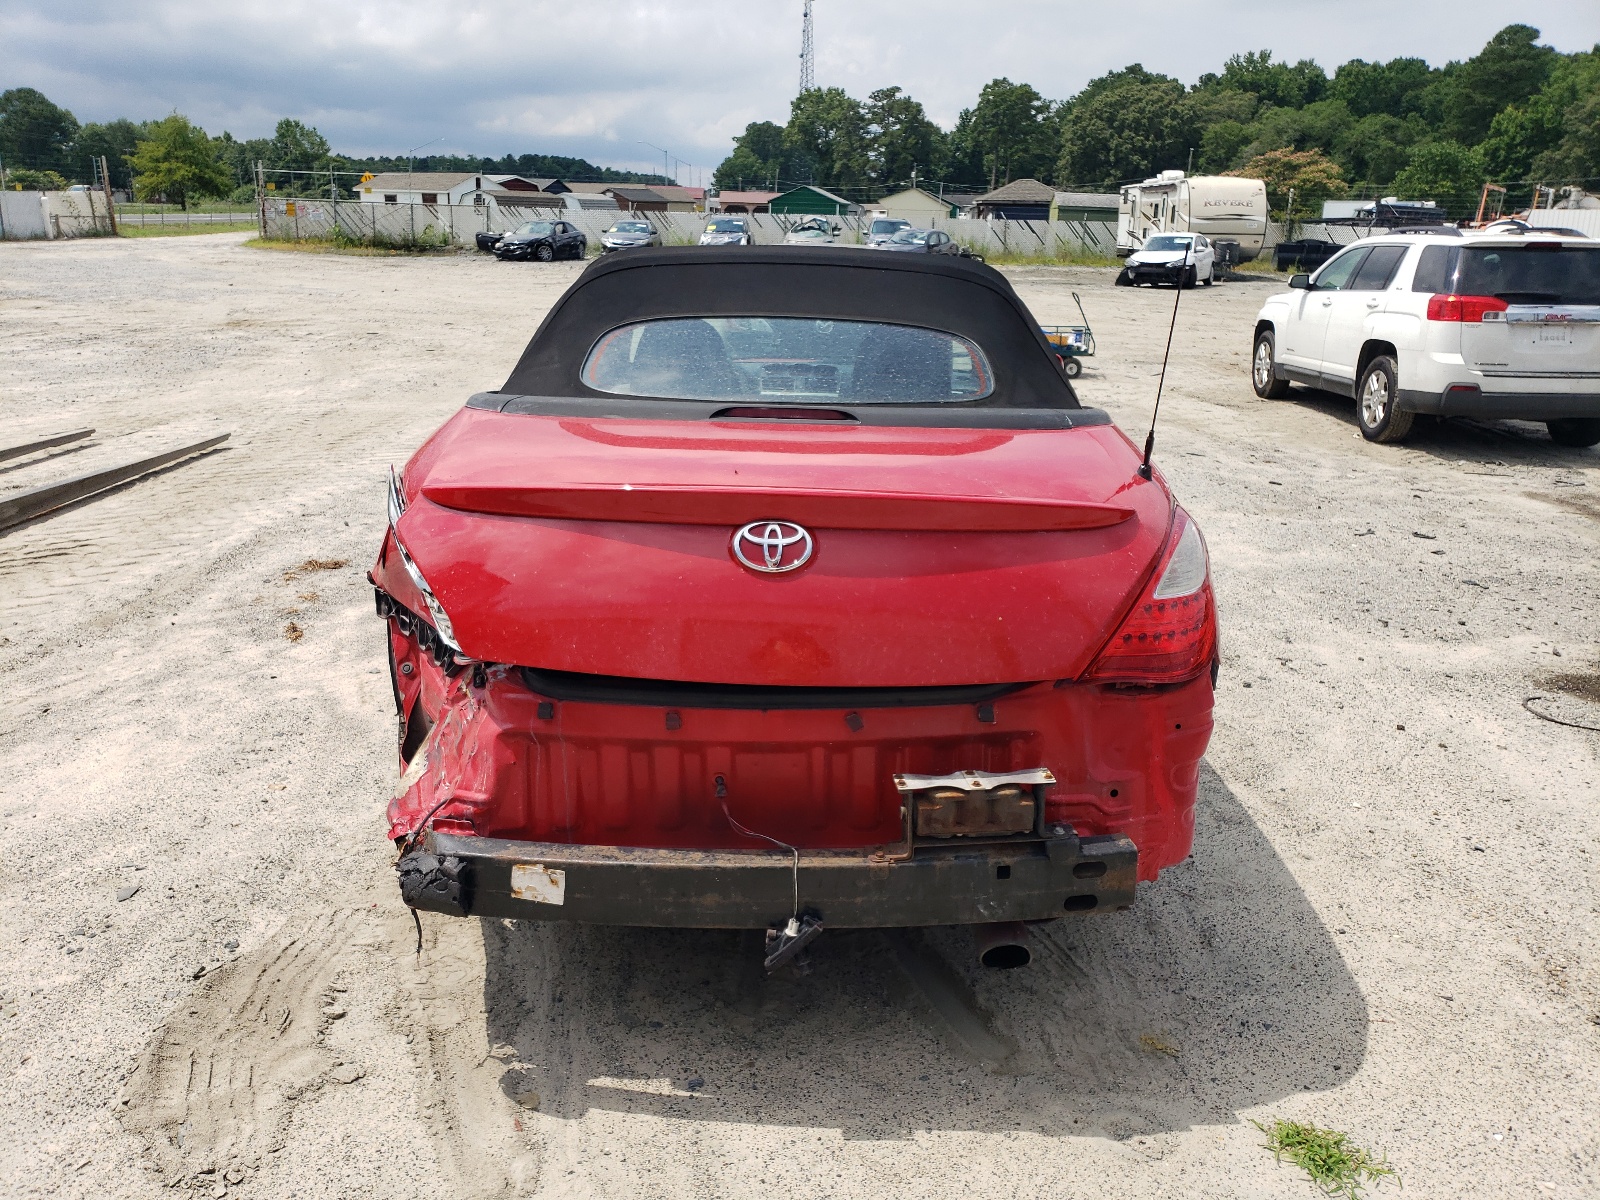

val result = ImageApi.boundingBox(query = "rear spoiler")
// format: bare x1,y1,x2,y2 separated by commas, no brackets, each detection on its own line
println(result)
421,484,1133,532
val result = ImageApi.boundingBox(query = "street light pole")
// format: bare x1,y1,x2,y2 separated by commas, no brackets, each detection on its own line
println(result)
404,137,442,194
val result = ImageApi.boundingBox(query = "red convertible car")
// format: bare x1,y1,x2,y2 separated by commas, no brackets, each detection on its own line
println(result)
376,247,1216,965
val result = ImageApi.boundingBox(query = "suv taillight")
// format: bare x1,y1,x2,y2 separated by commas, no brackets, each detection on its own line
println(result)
1426,294,1509,323
1083,508,1217,685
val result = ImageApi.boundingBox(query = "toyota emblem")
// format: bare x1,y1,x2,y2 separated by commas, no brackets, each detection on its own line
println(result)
732,520,814,574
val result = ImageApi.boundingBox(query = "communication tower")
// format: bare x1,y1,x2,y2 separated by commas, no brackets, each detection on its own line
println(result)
798,0,815,94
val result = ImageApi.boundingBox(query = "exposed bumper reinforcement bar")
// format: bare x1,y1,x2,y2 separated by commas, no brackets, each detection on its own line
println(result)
410,828,1138,929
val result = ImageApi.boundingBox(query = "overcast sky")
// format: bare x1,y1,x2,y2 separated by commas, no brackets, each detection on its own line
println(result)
4,1,1598,181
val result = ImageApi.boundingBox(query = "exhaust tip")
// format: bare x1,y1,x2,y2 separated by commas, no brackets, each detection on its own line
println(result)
974,921,1032,969
979,942,1031,969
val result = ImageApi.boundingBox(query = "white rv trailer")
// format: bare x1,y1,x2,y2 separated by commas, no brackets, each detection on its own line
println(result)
1116,171,1268,262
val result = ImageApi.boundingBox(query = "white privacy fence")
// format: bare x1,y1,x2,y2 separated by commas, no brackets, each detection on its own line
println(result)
261,198,1124,258
0,190,115,239
264,199,1462,265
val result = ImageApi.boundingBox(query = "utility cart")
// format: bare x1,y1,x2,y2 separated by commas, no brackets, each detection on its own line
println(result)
1040,293,1095,378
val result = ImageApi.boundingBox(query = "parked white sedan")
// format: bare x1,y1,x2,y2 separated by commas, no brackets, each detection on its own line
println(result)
1116,233,1215,288
1251,225,1600,445
783,217,839,246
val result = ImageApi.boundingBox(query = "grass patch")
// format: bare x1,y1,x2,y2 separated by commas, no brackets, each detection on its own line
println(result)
1255,1119,1396,1198
243,236,461,257
981,248,1122,269
1232,257,1288,276
117,203,256,215
120,222,258,238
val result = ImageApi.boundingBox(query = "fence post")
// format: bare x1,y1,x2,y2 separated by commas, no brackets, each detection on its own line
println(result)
100,157,118,236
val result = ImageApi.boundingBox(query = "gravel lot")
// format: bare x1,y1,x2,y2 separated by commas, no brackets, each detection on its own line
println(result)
1,233,1596,1199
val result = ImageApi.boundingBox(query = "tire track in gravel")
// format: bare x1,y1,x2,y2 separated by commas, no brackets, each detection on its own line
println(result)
119,910,365,1189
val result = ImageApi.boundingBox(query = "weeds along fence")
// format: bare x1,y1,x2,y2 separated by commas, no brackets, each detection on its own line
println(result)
260,197,1123,259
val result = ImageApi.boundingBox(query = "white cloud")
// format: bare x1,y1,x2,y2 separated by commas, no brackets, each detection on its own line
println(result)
3,0,1597,179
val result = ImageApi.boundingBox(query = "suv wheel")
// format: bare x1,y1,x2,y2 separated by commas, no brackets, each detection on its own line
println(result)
535,243,555,263
1547,418,1600,448
1251,329,1290,399
1356,356,1414,443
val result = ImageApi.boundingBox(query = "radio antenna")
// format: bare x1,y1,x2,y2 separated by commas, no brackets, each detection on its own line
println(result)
1138,247,1190,480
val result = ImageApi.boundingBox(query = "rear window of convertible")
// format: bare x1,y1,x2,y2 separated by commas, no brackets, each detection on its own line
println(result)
581,317,995,403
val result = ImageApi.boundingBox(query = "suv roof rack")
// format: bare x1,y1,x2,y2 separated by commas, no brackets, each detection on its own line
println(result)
1386,225,1463,237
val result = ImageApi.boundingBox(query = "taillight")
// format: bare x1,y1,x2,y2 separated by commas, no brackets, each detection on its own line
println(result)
1084,508,1216,685
1426,294,1509,323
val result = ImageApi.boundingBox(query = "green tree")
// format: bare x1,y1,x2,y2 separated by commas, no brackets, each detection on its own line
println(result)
1328,57,1434,119
1428,25,1556,145
785,87,869,190
1390,141,1487,210
713,120,814,191
1185,86,1258,130
713,143,777,191
127,113,232,208
268,118,333,173
1531,90,1600,184
212,131,274,190
1057,72,1192,188
1478,102,1565,183
954,78,1057,190
1516,49,1600,184
74,119,144,189
0,87,80,176
1228,147,1347,218
1231,99,1354,163
7,168,69,190
864,86,943,190
1197,120,1254,173
1333,114,1426,186
1212,51,1327,109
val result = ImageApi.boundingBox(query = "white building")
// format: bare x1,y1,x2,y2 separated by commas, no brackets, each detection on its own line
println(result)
358,172,554,208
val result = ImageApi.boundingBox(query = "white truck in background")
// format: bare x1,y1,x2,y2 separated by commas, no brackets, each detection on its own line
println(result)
1117,171,1269,265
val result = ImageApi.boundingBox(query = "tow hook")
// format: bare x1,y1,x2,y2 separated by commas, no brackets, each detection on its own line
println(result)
397,850,470,917
764,912,824,974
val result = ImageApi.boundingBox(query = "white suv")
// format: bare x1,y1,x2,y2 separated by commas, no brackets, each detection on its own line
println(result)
1251,226,1600,446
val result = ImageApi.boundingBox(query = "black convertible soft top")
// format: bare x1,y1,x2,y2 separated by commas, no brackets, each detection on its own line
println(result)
478,247,1108,429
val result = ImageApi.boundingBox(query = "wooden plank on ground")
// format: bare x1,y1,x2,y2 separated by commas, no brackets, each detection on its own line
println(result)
0,428,94,464
0,434,230,533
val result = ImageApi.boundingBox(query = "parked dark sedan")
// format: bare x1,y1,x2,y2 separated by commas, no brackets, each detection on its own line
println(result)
494,219,588,262
874,227,980,260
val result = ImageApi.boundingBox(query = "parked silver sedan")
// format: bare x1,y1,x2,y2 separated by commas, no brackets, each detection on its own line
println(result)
600,219,662,253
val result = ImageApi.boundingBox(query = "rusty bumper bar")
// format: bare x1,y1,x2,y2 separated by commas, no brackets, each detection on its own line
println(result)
412,829,1137,928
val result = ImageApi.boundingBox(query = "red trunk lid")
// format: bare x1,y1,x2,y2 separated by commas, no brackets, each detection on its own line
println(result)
396,409,1169,687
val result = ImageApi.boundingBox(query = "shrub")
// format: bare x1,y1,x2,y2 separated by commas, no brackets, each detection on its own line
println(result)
7,168,69,191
